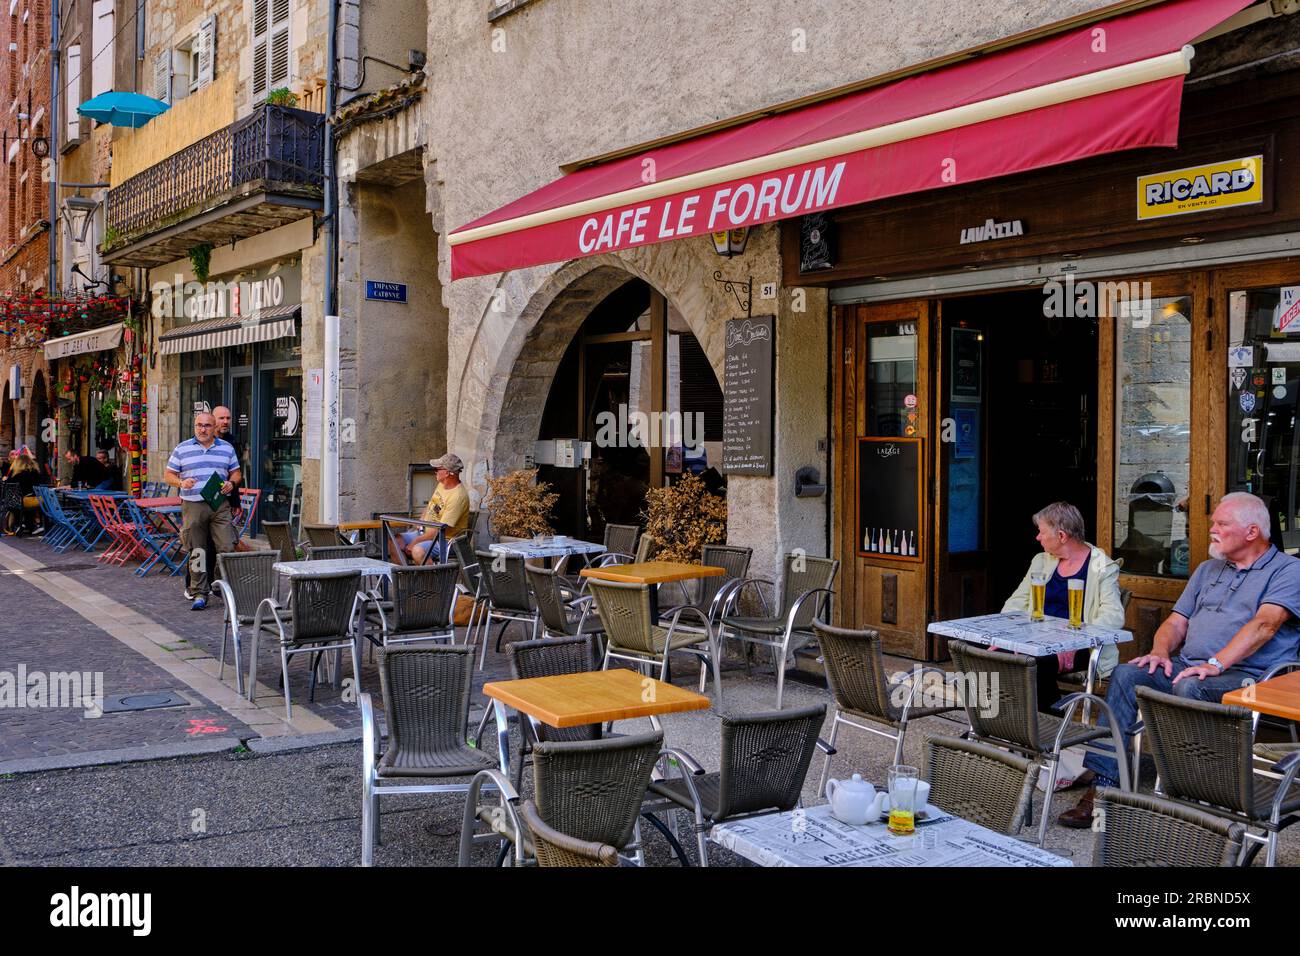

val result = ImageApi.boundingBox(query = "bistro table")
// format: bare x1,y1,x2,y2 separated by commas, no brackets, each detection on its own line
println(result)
480,668,710,780
581,560,726,622
927,611,1132,699
1223,670,1300,723
489,535,606,560
711,803,1071,868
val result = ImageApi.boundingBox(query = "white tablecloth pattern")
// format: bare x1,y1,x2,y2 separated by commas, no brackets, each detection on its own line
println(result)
488,538,606,559
927,611,1131,656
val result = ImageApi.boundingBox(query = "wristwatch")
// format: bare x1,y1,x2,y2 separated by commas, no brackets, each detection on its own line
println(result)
1208,656,1226,673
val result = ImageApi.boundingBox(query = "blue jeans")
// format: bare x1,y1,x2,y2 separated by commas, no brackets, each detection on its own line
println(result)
1083,655,1256,786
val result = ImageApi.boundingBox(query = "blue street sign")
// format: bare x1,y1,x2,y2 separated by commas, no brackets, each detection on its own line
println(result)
365,280,408,303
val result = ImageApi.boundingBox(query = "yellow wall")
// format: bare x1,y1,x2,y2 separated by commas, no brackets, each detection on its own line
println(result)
110,73,236,186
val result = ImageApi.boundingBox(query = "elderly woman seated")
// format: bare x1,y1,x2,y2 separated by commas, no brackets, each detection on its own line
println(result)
1002,501,1125,712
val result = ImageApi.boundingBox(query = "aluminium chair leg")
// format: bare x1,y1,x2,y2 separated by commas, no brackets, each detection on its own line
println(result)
361,773,376,867
281,646,294,721
817,715,843,795
350,638,363,704
1036,755,1063,847
230,623,245,697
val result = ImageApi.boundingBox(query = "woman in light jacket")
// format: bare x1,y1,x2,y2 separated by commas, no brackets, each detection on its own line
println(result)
1002,501,1126,711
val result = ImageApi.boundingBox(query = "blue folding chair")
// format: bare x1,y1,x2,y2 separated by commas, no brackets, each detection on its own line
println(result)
38,488,92,552
122,499,185,576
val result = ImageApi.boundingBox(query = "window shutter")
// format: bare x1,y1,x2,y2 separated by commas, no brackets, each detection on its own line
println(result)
91,0,115,98
251,0,268,97
153,50,172,103
66,44,82,142
196,15,217,89
269,0,290,89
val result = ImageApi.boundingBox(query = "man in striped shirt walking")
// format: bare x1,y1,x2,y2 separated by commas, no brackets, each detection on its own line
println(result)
165,411,242,611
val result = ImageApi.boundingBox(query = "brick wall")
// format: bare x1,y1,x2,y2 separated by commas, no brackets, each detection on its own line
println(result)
1,0,51,295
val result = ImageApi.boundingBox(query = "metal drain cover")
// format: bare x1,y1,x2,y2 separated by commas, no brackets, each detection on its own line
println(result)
99,691,191,714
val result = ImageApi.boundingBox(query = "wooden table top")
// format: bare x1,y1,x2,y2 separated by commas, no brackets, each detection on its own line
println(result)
483,668,711,727
580,561,727,585
1222,671,1300,721
338,520,384,530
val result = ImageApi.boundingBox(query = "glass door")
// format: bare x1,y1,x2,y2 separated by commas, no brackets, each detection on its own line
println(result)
258,365,302,526
229,372,254,505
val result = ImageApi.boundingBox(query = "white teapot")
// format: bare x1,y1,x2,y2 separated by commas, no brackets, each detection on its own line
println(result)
825,773,888,825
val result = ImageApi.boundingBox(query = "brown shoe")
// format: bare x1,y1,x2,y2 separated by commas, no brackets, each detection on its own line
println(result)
1058,787,1096,829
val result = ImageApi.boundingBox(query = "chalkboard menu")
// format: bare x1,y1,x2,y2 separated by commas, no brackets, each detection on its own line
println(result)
722,314,775,475
857,436,923,562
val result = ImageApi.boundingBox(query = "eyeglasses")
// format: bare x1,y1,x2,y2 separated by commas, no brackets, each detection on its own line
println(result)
195,423,215,429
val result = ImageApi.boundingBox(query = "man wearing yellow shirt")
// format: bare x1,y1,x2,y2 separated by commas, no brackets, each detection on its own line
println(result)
392,453,470,564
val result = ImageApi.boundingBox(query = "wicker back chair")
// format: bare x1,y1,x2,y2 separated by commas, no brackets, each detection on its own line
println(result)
304,523,343,547
518,800,620,867
305,543,366,561
924,735,1039,835
720,552,839,708
946,639,1128,847
262,520,297,562
365,564,459,649
504,635,605,788
527,565,602,641
473,549,538,669
214,549,280,694
814,621,958,791
1093,788,1247,867
634,533,661,563
1136,686,1300,865
360,645,498,865
533,730,663,850
695,544,752,617
587,577,719,693
644,704,830,865
603,522,640,558
448,533,488,651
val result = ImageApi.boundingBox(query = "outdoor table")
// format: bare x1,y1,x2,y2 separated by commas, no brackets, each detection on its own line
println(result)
378,514,448,565
489,536,605,560
338,519,384,555
134,496,182,508
927,611,1131,700
480,668,710,781
1223,670,1300,721
581,560,726,621
711,803,1071,868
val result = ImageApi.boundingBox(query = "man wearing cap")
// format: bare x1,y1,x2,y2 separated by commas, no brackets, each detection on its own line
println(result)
389,453,470,565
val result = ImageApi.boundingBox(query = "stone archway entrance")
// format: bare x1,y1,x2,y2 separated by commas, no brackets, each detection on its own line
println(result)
0,382,14,457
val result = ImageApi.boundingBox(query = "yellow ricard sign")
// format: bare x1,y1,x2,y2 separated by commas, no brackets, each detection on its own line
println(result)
1136,156,1263,221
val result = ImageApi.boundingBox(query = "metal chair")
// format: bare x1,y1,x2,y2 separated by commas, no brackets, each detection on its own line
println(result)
474,549,539,670
720,553,839,708
1136,686,1300,866
602,522,640,560
1093,788,1247,867
460,730,664,867
518,799,620,867
232,488,261,542
262,520,298,562
587,576,721,700
924,734,1040,836
642,704,832,866
304,543,366,560
947,640,1130,847
89,493,142,565
527,565,603,642
814,621,960,792
304,523,344,547
362,563,459,650
360,645,500,866
120,499,185,576
0,482,22,535
249,569,365,719
213,550,280,695
449,533,488,647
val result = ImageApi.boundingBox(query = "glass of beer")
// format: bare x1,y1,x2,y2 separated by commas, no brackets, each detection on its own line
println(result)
887,765,920,836
1029,571,1049,621
1068,578,1085,629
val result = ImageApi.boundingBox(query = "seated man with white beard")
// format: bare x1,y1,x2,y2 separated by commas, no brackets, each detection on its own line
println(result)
1059,492,1300,827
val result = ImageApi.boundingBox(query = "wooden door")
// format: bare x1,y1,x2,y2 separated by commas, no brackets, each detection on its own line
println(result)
834,301,934,659
1097,270,1215,662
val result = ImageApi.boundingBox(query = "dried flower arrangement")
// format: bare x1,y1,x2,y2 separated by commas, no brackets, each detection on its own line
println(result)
642,473,727,563
484,469,559,538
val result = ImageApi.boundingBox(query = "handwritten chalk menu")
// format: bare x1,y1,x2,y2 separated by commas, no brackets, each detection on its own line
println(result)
857,437,923,562
723,315,775,475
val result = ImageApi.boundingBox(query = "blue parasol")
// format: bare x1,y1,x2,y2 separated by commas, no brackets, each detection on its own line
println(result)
77,91,170,128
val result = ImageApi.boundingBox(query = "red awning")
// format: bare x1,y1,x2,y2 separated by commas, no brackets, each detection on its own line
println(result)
448,0,1251,280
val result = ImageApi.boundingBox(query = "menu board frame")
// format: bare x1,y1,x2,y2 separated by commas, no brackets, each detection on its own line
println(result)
856,435,924,563
722,314,776,476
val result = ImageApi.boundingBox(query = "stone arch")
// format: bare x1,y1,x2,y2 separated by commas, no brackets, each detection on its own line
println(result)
0,381,13,456
456,246,725,486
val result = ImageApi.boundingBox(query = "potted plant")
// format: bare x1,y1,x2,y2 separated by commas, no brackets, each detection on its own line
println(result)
266,87,299,108
483,469,559,538
642,473,727,563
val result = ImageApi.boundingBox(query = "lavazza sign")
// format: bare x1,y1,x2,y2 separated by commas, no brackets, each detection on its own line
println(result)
959,218,1025,244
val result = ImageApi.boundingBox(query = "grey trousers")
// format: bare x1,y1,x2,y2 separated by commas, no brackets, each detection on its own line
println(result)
180,500,234,595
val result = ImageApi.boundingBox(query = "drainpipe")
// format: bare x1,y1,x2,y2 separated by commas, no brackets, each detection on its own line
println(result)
48,0,59,295
320,0,340,523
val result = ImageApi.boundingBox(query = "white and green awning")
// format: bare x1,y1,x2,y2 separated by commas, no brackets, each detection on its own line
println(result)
158,304,299,356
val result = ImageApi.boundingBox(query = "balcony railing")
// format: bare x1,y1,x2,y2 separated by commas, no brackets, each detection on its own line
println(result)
106,104,324,241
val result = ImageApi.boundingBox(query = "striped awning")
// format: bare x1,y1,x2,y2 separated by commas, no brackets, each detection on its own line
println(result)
159,304,299,355
43,322,125,360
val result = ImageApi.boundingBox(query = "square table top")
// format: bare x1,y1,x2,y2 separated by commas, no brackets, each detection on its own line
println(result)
135,496,182,508
489,537,606,559
581,561,727,585
927,611,1131,656
482,668,710,727
711,804,1071,868
338,519,384,531
1222,670,1300,721
273,557,397,577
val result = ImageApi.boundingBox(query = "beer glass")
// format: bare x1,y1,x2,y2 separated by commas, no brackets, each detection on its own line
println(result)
1029,571,1049,621
1068,578,1085,629
887,765,920,836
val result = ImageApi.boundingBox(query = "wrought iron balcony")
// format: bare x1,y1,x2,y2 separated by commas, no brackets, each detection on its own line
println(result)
103,105,324,268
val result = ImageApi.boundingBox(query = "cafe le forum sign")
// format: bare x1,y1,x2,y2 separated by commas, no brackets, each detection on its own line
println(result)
150,262,302,321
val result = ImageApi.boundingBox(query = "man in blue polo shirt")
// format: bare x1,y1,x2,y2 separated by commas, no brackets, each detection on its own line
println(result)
1060,492,1300,827
165,411,242,610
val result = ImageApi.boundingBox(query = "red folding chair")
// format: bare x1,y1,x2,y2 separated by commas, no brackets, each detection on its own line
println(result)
90,494,148,566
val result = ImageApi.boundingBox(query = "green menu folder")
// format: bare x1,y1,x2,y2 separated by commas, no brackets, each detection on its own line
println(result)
199,472,225,510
